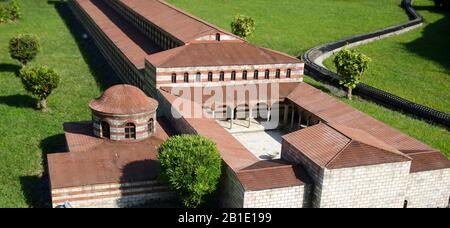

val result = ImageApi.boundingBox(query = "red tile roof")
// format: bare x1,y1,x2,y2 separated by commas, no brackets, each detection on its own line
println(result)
287,83,437,153
147,42,302,68
47,120,170,189
283,123,411,169
115,0,240,43
75,0,162,69
238,160,310,191
89,84,158,115
286,83,450,171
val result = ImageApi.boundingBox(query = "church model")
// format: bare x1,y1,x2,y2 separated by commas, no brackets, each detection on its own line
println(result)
46,0,450,208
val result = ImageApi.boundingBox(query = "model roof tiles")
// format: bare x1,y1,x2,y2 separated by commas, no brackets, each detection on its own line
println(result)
89,84,158,115
116,0,239,43
147,42,303,68
283,123,412,169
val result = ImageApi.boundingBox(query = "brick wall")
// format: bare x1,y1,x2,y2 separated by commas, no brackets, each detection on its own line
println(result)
243,186,307,208
406,169,450,208
319,162,411,208
51,181,176,208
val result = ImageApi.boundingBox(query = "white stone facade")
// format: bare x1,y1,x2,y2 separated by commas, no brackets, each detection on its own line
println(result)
406,169,450,208
243,186,307,208
318,162,411,208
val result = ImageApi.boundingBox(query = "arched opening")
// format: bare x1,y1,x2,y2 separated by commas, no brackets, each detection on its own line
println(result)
275,69,281,79
254,103,269,120
148,118,154,134
171,73,177,83
101,121,110,139
242,70,248,80
125,123,136,139
216,33,221,41
403,200,408,209
234,104,250,119
254,70,259,80
219,71,225,81
184,73,189,83
265,70,270,79
286,69,292,78
231,71,236,81
208,72,213,82
196,72,202,82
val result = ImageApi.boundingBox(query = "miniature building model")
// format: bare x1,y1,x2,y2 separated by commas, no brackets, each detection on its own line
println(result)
46,0,450,208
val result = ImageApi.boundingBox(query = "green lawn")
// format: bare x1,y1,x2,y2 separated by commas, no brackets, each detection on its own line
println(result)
324,0,450,113
0,0,118,207
168,0,408,56
0,0,448,208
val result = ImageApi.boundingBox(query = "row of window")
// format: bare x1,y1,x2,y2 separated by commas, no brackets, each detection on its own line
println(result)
100,119,154,140
171,69,292,83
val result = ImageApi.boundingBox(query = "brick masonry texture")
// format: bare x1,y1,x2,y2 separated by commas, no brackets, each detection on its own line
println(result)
243,186,306,208
406,168,450,208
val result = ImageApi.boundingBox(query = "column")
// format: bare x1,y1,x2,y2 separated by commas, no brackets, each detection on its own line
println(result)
248,106,252,128
230,109,234,129
290,109,295,129
283,105,289,125
298,111,302,128
267,107,271,122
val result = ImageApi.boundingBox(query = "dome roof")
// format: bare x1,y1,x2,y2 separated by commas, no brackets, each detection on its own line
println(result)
89,84,158,115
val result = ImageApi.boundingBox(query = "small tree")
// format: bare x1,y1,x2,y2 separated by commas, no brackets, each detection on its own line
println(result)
9,34,40,66
0,0,21,23
18,66,60,111
158,134,222,208
333,47,371,100
231,14,255,38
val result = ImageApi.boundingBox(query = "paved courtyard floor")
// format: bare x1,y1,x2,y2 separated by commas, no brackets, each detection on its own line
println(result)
217,119,285,160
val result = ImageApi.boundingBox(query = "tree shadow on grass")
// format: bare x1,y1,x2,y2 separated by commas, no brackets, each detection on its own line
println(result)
19,134,66,208
405,6,450,75
0,63,21,75
0,94,37,109
47,0,121,91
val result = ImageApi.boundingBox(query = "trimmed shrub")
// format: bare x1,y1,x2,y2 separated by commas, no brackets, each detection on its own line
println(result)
0,0,21,23
333,47,371,100
18,66,61,111
158,134,222,208
9,34,40,66
231,14,255,38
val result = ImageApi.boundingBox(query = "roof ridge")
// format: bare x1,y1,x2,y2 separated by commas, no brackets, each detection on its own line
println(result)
239,163,294,173
324,139,354,168
156,0,242,41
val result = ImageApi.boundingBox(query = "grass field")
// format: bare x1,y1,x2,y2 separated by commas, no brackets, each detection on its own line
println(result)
0,0,448,208
167,0,408,56
324,0,450,113
0,0,119,207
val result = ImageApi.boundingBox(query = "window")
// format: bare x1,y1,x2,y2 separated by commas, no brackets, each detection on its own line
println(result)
171,73,177,83
286,69,292,78
101,121,110,139
265,70,270,79
242,70,248,80
276,69,281,79
184,73,189,83
216,33,221,41
148,119,154,134
219,71,225,81
208,72,213,82
403,200,408,209
231,71,236,81
196,72,202,82
125,123,136,139
254,70,259,80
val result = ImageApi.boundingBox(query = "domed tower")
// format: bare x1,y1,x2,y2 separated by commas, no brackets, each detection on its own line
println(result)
89,84,158,141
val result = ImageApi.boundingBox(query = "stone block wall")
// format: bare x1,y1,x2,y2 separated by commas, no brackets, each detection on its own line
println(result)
319,162,411,208
51,181,176,208
406,168,450,208
243,185,307,208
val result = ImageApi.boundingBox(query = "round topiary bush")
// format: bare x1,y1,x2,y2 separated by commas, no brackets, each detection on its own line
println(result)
231,14,255,38
158,134,222,208
18,65,61,111
9,34,40,66
0,0,21,24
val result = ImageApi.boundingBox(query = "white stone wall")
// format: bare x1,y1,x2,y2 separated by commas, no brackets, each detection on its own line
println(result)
243,186,306,208
318,162,412,208
406,169,450,208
